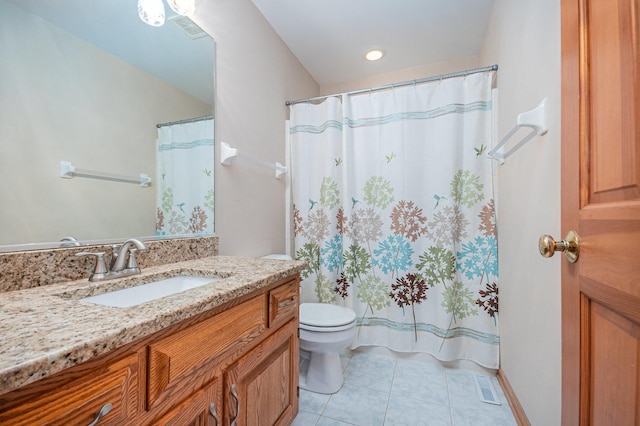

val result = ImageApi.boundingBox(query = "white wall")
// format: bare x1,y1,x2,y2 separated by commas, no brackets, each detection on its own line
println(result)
479,0,562,424
0,0,210,245
195,0,319,257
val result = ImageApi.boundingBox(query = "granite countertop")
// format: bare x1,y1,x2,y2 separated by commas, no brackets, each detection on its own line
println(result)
0,255,307,397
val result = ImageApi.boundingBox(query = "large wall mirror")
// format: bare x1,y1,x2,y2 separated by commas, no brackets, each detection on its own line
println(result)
0,0,215,251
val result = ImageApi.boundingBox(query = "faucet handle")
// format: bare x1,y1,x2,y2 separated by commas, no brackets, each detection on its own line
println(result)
109,244,120,269
75,252,108,282
126,248,141,273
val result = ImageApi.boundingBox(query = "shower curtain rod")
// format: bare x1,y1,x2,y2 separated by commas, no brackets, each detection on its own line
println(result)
285,64,498,106
156,114,214,128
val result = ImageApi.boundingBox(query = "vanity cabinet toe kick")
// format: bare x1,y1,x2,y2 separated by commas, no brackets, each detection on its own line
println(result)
0,274,301,426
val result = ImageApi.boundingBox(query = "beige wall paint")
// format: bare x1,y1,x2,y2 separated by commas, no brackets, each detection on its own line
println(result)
479,0,562,424
319,56,478,95
195,0,318,256
0,0,210,245
195,3,562,422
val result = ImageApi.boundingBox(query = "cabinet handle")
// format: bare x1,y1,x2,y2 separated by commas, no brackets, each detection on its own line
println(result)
208,402,218,426
87,403,112,426
278,297,296,308
230,384,240,426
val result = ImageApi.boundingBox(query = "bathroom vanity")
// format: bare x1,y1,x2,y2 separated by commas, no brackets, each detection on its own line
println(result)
0,254,305,425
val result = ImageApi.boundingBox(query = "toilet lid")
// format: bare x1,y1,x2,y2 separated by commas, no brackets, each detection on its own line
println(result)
300,303,356,328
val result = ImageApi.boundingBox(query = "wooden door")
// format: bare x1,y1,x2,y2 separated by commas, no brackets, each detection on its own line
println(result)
561,0,640,424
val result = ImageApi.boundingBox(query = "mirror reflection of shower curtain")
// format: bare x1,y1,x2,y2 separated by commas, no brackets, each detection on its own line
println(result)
155,119,214,236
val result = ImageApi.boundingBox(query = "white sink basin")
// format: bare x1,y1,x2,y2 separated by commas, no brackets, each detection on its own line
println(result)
80,275,219,308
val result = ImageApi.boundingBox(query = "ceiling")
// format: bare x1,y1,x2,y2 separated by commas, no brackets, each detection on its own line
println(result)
5,0,214,105
251,0,495,88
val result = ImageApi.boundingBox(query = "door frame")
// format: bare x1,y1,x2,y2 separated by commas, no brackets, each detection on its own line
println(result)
560,0,582,422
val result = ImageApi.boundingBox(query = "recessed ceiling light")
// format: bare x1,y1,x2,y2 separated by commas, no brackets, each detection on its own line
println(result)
365,49,385,61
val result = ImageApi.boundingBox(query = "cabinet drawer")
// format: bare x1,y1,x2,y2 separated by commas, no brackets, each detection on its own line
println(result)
268,279,299,328
148,296,265,408
0,353,140,426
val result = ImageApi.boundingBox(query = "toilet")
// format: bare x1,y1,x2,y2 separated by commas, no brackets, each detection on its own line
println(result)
299,303,357,394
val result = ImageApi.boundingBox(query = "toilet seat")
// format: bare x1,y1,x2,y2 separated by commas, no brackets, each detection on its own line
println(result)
300,303,357,332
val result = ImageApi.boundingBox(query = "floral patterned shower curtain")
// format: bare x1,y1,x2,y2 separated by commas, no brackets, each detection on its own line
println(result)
290,71,499,368
155,119,214,236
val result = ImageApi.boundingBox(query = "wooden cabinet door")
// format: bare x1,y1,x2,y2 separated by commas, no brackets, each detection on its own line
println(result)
152,380,220,426
224,320,299,426
0,353,140,426
561,0,640,423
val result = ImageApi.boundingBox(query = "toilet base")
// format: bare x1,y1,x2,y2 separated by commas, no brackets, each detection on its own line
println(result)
299,350,344,394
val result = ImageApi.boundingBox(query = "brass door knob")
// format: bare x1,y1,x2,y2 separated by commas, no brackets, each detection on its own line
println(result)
539,230,580,263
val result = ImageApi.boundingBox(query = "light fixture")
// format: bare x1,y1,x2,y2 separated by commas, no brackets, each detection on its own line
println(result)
167,0,195,16
138,0,195,27
365,49,385,61
138,0,165,27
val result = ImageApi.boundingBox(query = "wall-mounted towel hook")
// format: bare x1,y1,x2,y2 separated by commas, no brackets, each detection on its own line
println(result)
220,142,288,179
487,98,548,164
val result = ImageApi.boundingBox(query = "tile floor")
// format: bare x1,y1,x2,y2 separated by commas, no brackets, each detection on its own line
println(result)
293,350,517,426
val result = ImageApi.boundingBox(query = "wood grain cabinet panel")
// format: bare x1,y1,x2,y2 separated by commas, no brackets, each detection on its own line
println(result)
151,379,220,426
147,296,265,408
268,278,299,329
224,320,299,426
0,353,139,426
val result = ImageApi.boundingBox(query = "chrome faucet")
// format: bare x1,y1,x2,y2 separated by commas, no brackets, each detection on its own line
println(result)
110,239,148,273
76,238,148,282
59,236,81,247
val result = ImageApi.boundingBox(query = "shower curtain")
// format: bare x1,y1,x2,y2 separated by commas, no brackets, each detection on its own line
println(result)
290,71,499,368
155,119,214,236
